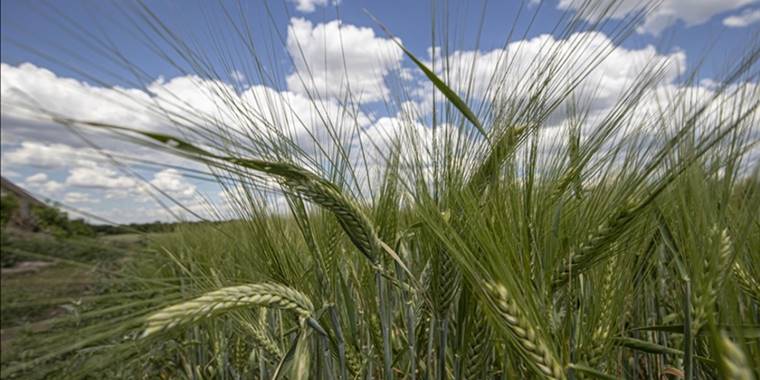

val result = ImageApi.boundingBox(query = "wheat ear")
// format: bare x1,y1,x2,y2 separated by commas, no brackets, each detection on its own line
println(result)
553,203,635,288
718,331,755,380
143,283,314,337
692,227,732,333
733,262,760,303
462,308,493,380
243,321,282,361
485,282,566,380
229,159,382,263
586,254,618,368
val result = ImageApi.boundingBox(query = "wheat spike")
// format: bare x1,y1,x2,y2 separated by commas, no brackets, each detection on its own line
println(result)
244,322,283,361
143,283,314,337
718,332,755,380
485,282,566,380
433,249,459,315
462,309,493,379
553,203,635,287
231,335,250,375
586,254,618,368
345,346,363,379
467,124,527,193
692,227,732,333
232,159,382,263
733,262,760,303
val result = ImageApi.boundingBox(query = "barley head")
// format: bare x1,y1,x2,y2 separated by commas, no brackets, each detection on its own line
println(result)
485,282,566,380
143,282,314,337
718,331,755,380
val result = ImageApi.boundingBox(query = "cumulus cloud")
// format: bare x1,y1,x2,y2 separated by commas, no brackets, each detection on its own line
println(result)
416,32,685,124
40,181,64,194
286,18,404,103
64,192,96,204
1,13,755,224
0,59,379,221
3,142,99,169
26,173,49,183
24,173,65,195
289,0,331,13
150,169,197,200
1,63,159,129
65,167,137,190
723,8,760,27
2,61,372,154
557,0,757,35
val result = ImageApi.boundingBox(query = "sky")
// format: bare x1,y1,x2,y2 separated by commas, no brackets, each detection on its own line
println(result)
1,0,759,224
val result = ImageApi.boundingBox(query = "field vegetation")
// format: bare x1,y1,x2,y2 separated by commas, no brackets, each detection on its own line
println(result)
1,1,759,379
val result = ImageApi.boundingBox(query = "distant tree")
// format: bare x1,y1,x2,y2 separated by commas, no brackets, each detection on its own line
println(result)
68,219,96,237
32,205,70,237
32,204,94,238
1,193,19,226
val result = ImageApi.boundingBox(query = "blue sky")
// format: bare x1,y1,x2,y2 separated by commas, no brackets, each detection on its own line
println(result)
1,0,758,224
3,1,757,83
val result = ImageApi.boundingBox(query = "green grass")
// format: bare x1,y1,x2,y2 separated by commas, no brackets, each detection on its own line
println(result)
1,263,96,328
1,230,129,268
0,231,149,376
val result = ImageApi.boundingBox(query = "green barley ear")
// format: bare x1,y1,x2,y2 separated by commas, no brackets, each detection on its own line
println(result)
733,261,760,303
717,331,755,380
142,283,314,337
243,321,283,362
68,121,386,265
467,124,528,194
584,254,619,369
462,306,493,380
485,282,566,380
213,156,382,264
553,201,637,288
692,227,733,333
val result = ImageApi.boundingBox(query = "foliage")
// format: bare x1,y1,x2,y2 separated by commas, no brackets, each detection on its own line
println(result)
1,194,19,227
0,230,125,268
91,221,210,235
30,205,94,238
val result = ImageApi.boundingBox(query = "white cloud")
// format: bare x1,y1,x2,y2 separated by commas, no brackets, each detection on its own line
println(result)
557,0,757,35
417,32,685,123
1,63,159,129
3,142,99,169
2,13,755,225
0,61,378,222
230,70,246,82
65,167,137,190
2,62,372,154
41,180,64,194
723,8,760,27
286,18,404,103
149,169,197,200
26,172,48,183
289,0,329,13
64,192,96,204
24,173,64,195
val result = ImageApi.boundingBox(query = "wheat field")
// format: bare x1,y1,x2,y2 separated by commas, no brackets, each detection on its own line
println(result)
1,1,759,379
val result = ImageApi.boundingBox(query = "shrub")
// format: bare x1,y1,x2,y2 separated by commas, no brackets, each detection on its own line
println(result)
1,193,19,227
